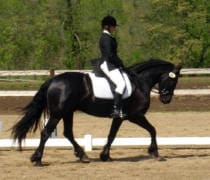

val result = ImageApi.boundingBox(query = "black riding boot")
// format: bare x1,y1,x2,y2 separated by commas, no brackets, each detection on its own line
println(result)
111,92,125,118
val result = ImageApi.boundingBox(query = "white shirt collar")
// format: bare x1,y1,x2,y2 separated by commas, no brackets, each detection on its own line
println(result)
103,30,111,36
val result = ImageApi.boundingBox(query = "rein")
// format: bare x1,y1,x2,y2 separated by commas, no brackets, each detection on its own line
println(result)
151,88,159,94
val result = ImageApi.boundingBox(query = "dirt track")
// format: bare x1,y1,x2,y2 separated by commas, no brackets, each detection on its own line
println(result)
1,112,210,180
0,95,210,114
1,147,210,180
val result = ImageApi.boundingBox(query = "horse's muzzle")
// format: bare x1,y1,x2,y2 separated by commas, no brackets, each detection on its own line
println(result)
159,89,173,104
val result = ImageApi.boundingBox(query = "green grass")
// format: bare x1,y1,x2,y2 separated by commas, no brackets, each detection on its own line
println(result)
0,75,48,90
0,81,44,90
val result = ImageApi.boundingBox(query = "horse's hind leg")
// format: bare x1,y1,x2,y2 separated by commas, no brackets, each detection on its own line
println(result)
63,112,90,163
100,118,123,161
31,116,60,166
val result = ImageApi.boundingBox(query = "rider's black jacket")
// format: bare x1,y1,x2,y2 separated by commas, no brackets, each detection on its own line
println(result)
99,32,124,71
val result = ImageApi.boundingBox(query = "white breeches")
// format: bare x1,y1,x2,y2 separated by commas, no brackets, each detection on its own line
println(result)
100,61,126,95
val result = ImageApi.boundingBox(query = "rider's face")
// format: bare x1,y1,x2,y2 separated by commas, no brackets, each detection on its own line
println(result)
109,26,116,33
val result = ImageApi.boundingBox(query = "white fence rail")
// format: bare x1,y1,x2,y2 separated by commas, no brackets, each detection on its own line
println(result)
0,89,210,97
181,68,210,75
0,70,90,76
1,136,210,151
0,68,210,76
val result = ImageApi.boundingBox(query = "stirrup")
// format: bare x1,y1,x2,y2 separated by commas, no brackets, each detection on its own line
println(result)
119,109,126,118
111,109,125,119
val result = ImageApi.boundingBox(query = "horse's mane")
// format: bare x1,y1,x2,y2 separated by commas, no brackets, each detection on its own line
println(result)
128,59,174,73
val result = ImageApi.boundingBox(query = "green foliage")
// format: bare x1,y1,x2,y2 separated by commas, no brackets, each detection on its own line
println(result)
0,0,69,69
66,0,124,69
141,0,210,67
0,0,209,69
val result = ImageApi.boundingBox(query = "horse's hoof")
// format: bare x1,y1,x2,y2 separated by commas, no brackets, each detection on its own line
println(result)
80,154,90,163
100,153,113,162
100,153,108,161
32,160,43,166
31,155,43,166
155,156,166,161
150,154,166,161
148,151,159,159
105,157,113,162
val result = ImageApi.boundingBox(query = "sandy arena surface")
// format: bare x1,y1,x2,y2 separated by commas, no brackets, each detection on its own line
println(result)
1,112,210,180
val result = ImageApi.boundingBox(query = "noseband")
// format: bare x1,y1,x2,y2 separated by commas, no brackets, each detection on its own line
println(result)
160,88,173,96
152,88,173,96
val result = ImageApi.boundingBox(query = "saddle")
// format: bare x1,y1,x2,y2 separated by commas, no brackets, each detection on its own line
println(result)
89,59,133,100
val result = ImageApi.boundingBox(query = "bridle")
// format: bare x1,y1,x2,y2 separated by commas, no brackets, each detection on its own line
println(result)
152,88,173,96
159,88,173,96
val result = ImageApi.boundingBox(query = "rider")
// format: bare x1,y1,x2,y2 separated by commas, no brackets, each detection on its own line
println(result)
99,15,126,118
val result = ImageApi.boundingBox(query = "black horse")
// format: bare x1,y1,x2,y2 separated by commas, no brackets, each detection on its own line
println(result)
12,59,181,166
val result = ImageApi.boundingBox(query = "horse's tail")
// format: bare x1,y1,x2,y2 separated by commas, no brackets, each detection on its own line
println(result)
11,79,52,148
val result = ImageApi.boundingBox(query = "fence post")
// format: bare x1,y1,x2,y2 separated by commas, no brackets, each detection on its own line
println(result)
50,69,55,77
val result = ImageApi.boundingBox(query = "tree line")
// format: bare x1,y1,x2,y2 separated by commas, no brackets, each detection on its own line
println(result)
0,0,209,70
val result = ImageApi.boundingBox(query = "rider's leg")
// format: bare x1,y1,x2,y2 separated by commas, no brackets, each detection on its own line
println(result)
109,69,126,118
112,92,123,118
100,61,126,118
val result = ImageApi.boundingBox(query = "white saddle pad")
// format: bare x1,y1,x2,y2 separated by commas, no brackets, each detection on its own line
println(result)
88,72,132,99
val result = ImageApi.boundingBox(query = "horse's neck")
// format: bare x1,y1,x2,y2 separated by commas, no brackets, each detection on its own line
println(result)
137,70,161,94
130,61,173,95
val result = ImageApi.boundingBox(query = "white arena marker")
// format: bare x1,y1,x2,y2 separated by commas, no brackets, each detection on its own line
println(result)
0,121,2,133
84,134,92,151
1,136,210,150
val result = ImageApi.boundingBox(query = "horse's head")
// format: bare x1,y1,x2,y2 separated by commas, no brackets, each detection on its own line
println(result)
128,59,182,104
158,64,182,104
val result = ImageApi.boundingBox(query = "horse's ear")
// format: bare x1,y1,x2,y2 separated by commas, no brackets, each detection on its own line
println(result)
174,63,182,74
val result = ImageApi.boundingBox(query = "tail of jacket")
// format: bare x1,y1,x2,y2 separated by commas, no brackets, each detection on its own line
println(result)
11,79,52,148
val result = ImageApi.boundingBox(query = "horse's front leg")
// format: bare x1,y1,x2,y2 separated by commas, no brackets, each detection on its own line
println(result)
100,118,123,161
129,114,163,160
